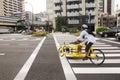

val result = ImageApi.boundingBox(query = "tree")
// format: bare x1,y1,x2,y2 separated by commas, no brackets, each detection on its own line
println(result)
55,16,66,31
16,20,26,30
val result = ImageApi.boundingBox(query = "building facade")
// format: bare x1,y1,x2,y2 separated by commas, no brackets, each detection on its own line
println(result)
47,0,115,30
103,0,114,15
0,0,24,19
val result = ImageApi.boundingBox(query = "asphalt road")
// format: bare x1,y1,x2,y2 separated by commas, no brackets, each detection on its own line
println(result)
0,33,120,80
54,32,120,80
0,34,43,80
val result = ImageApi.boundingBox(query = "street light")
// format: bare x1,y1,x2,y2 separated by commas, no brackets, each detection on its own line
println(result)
25,2,34,26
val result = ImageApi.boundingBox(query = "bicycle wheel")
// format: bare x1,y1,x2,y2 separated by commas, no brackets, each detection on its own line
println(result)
89,49,105,65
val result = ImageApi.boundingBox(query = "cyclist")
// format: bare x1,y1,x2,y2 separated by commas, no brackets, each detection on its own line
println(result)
77,24,96,58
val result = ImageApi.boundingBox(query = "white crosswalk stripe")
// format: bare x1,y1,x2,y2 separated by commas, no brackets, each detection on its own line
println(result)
53,33,120,76
0,38,42,41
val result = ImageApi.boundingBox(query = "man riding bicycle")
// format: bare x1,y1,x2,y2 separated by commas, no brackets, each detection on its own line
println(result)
77,24,96,58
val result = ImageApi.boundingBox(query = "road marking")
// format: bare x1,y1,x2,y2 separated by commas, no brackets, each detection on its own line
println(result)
23,38,28,40
0,53,5,56
66,54,120,58
101,50,120,52
82,47,119,49
93,45,112,47
69,59,120,64
73,67,120,74
94,43,106,44
53,34,77,80
0,39,3,40
81,50,120,52
11,38,16,40
101,38,120,44
14,37,46,80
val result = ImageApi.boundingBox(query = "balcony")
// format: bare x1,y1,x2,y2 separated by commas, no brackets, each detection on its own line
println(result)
67,19,79,24
54,0,62,4
86,10,95,16
55,13,61,17
86,3,95,8
54,6,62,11
67,12,80,16
67,4,79,9
67,0,79,2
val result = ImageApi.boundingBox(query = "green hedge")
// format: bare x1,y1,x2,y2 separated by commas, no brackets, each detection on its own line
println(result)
96,26,108,35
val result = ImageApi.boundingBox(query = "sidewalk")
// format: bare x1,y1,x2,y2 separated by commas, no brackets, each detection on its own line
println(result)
25,34,66,80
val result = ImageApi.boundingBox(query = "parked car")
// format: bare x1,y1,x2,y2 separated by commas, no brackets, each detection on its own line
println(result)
115,32,120,41
99,27,120,37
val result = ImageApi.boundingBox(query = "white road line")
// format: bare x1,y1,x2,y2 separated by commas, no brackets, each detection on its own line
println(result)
53,34,77,80
105,54,120,57
0,53,5,56
11,38,16,40
93,45,112,47
101,50,120,52
82,47,119,49
23,38,28,40
69,59,120,64
0,39,3,40
73,67,120,74
101,38,120,44
66,54,120,58
81,50,120,52
14,37,46,80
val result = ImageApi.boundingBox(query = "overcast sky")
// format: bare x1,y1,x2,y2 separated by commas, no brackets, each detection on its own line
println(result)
25,0,120,14
25,0,46,13
114,0,120,11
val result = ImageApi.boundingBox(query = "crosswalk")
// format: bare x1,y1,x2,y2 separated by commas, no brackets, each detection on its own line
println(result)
0,34,43,41
53,33,120,80
0,38,42,41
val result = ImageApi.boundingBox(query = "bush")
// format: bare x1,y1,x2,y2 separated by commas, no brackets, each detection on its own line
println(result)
33,31,47,37
69,28,78,33
96,26,108,35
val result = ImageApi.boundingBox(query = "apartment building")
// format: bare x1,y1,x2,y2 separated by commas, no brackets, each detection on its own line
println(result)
47,0,99,31
116,10,120,27
46,0,55,26
0,0,24,19
98,0,115,27
47,0,115,31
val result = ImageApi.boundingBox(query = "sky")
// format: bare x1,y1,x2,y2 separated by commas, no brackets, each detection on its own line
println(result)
25,0,46,13
115,0,120,11
25,0,120,14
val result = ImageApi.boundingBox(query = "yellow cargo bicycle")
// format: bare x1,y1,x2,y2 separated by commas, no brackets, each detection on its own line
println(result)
59,42,105,65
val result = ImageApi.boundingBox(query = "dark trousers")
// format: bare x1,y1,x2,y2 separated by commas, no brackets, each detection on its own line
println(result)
85,42,93,53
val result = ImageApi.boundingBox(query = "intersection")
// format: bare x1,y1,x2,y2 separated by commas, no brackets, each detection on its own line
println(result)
0,33,120,80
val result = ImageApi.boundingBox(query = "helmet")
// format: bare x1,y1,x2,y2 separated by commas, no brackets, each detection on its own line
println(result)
81,24,88,29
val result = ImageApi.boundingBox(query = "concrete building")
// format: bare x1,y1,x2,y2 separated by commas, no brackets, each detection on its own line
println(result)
103,0,115,15
98,0,115,27
98,13,116,27
0,0,24,19
35,12,48,22
46,0,115,31
46,0,55,27
115,10,120,27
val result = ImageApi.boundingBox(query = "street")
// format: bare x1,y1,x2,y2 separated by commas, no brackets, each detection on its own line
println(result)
0,33,120,80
